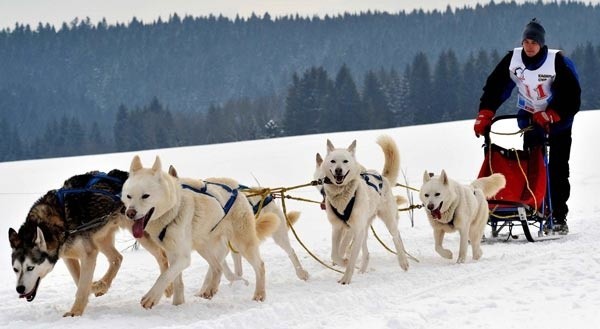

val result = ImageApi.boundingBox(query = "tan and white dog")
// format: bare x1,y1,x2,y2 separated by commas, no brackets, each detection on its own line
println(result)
419,170,506,263
316,135,410,284
121,156,279,309
230,193,308,281
167,167,308,281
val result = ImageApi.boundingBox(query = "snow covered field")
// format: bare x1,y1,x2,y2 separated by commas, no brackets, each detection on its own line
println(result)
1,111,599,329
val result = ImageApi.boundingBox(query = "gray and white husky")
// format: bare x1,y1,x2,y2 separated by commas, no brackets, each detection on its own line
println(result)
8,170,168,317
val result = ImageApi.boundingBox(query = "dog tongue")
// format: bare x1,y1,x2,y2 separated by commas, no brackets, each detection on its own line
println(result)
432,209,442,220
132,219,145,238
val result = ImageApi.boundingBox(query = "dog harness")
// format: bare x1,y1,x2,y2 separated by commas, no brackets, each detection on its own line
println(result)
237,184,275,214
360,172,383,194
325,172,384,224
56,172,123,206
55,172,125,234
181,181,238,234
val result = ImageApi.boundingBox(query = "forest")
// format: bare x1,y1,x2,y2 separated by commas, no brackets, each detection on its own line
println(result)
1,1,599,161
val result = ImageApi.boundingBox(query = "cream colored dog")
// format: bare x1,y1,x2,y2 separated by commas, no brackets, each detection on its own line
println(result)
121,156,279,309
316,135,410,285
419,170,506,263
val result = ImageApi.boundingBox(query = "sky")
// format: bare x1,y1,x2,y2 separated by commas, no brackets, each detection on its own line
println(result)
1,111,599,328
2,0,599,30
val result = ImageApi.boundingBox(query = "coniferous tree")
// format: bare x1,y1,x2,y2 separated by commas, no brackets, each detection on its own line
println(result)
432,50,461,122
576,43,600,110
283,67,334,136
283,73,303,136
67,117,85,156
362,70,392,129
205,104,223,144
385,68,411,126
333,64,363,131
87,122,106,154
407,52,433,124
114,105,129,152
460,52,481,117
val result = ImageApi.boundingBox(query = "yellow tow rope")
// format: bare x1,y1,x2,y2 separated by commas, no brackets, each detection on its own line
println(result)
241,179,422,272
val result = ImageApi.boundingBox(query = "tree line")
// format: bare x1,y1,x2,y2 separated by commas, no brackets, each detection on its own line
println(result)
1,1,599,151
2,42,598,162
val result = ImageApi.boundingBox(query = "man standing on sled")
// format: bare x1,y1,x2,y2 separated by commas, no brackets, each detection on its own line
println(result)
473,18,581,235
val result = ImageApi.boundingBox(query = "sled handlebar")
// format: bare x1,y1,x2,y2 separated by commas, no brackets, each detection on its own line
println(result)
483,114,548,147
483,115,519,146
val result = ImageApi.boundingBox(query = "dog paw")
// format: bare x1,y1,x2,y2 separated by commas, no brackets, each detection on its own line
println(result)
195,287,218,300
472,248,483,260
337,278,351,285
437,249,453,259
456,256,466,264
253,291,266,302
92,280,109,297
141,291,162,309
296,268,309,281
398,259,409,271
163,283,173,298
63,305,84,317
63,310,83,317
172,293,185,306
337,273,353,285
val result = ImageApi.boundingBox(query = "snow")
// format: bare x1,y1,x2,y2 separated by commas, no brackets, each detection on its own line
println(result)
1,111,599,328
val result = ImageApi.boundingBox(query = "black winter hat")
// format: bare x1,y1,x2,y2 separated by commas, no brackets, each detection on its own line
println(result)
522,18,545,47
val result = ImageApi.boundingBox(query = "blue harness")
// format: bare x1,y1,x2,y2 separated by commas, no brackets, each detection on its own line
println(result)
360,172,383,195
155,181,240,241
237,184,274,214
56,172,123,207
55,172,125,234
181,181,239,233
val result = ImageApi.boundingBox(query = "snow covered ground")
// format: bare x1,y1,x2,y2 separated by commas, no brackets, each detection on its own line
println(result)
1,111,599,329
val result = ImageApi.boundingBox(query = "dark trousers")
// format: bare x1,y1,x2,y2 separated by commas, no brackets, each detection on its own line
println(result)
518,111,573,220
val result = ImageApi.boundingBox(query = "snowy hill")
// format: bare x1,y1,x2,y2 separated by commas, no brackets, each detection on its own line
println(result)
1,111,599,329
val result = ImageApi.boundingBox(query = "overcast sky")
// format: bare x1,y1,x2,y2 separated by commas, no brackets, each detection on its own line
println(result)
0,0,587,30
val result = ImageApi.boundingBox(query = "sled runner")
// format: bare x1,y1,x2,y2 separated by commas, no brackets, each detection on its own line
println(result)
478,115,560,242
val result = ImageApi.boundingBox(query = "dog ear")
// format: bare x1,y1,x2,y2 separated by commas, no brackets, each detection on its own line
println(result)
347,140,356,156
130,155,143,172
315,153,323,167
423,170,431,183
326,139,335,153
151,156,162,173
440,170,449,185
35,227,48,253
168,165,178,178
8,228,20,249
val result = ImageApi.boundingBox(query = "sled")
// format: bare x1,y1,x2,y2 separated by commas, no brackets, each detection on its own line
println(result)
478,115,561,242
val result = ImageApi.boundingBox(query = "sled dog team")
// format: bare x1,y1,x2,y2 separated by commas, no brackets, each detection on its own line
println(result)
8,134,506,316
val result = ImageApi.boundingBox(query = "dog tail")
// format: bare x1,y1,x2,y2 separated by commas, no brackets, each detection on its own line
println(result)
377,135,400,187
255,212,280,240
285,211,301,228
395,195,408,206
472,173,506,199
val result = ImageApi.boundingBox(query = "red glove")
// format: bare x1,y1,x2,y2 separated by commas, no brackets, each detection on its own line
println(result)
533,109,561,131
474,109,494,137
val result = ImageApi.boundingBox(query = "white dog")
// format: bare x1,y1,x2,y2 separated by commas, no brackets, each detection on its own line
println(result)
316,135,410,284
121,156,279,309
231,191,308,281
419,170,506,263
166,166,309,282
